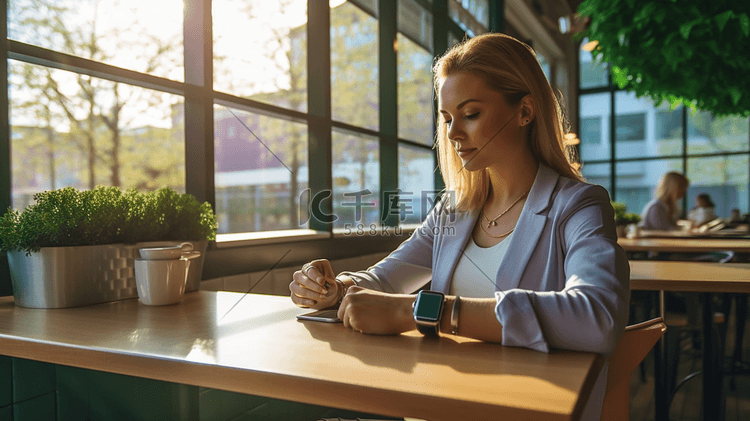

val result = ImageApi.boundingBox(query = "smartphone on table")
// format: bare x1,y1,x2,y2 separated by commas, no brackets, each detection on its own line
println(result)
296,309,342,323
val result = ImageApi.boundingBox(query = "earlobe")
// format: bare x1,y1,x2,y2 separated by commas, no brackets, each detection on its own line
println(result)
520,95,536,126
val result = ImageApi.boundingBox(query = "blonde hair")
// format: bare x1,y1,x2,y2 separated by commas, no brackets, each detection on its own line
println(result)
433,33,581,212
655,171,689,222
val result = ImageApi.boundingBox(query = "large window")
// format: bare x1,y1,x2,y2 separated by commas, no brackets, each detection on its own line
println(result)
579,93,610,160
687,155,749,218
687,111,749,154
448,0,489,37
9,60,185,211
579,48,750,217
332,129,380,231
9,0,184,81
213,105,308,234
397,0,433,146
399,144,435,225
579,38,608,90
331,0,379,130
3,1,510,243
213,0,308,112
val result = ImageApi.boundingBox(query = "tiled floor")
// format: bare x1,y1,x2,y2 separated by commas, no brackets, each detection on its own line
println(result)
629,295,750,420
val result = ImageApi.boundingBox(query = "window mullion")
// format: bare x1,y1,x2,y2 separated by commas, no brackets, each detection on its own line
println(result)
184,0,215,208
380,0,398,227
1,0,12,296
489,0,504,32
307,0,332,232
431,0,448,193
609,89,616,199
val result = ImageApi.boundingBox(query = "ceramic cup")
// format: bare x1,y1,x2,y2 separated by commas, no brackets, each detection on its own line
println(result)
626,223,641,239
139,242,194,260
134,258,191,306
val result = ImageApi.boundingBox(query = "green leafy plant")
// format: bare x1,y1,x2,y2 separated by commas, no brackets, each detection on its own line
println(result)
611,201,627,221
611,201,641,226
620,212,641,226
0,187,217,255
578,0,750,117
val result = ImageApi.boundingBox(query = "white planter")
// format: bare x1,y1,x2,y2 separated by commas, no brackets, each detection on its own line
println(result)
8,240,207,309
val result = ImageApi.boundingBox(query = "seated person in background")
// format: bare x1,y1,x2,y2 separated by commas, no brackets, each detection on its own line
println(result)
290,33,629,421
687,193,717,227
639,172,689,230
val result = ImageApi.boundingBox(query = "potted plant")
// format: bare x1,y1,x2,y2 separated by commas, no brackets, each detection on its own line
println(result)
611,201,641,238
0,186,217,308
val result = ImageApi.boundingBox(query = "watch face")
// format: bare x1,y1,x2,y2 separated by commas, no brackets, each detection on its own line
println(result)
415,292,443,321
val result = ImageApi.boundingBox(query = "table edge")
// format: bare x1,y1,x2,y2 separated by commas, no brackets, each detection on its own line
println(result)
0,335,579,421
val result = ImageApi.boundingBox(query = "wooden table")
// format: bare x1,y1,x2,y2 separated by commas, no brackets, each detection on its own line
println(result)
0,291,604,421
619,237,750,253
630,261,750,293
630,261,750,421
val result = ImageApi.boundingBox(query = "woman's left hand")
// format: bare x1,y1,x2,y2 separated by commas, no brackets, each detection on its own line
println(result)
336,286,416,335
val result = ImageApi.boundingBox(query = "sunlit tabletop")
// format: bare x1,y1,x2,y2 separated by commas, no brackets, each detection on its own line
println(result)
0,291,603,421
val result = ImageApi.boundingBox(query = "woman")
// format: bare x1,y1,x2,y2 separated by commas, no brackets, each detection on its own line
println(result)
639,172,689,230
290,33,629,421
687,193,717,227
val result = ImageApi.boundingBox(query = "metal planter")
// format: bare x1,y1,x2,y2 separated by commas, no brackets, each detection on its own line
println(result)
8,240,207,309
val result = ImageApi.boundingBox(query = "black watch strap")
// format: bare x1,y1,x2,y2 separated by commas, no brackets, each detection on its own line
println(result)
416,321,440,336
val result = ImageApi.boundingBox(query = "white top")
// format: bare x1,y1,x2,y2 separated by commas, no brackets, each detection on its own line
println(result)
688,206,717,226
449,232,514,297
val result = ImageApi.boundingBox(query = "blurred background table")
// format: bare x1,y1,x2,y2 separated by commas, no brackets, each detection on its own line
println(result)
630,261,750,421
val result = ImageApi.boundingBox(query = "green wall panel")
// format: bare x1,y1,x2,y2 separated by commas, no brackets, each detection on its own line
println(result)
57,366,198,421
0,405,12,420
231,396,401,421
56,365,90,421
12,358,55,403
0,356,11,408
87,371,197,421
13,392,55,421
198,388,266,421
240,399,326,421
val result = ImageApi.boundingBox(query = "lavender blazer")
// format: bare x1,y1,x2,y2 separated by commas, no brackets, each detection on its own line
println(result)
343,164,630,356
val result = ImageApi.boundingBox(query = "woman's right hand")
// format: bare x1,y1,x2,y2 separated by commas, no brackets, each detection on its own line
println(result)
289,259,340,309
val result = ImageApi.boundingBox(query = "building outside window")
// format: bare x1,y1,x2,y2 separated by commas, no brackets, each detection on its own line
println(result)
5,0,443,238
579,43,750,218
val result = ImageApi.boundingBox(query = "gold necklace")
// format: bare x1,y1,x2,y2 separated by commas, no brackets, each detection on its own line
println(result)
482,188,531,228
479,219,516,239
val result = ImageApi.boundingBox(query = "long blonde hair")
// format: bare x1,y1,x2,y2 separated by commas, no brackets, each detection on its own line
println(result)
655,172,689,222
433,33,581,211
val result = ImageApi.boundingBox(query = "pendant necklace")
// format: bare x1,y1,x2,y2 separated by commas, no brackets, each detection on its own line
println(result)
481,188,531,228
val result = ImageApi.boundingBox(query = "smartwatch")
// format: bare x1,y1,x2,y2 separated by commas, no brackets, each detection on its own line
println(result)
412,290,446,336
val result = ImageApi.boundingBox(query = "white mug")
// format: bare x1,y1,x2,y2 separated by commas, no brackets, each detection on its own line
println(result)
139,242,194,260
626,223,641,239
134,258,191,306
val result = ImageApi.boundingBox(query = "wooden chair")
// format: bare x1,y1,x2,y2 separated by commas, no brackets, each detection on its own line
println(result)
601,317,667,421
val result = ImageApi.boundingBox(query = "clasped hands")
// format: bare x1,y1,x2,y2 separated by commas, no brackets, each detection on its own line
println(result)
289,259,415,335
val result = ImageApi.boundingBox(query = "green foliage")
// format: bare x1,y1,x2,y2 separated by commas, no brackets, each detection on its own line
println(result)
611,201,641,226
0,187,217,255
578,0,750,117
611,201,627,221
620,212,642,226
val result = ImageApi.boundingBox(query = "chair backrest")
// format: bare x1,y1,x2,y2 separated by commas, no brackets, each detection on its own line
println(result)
601,317,666,421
